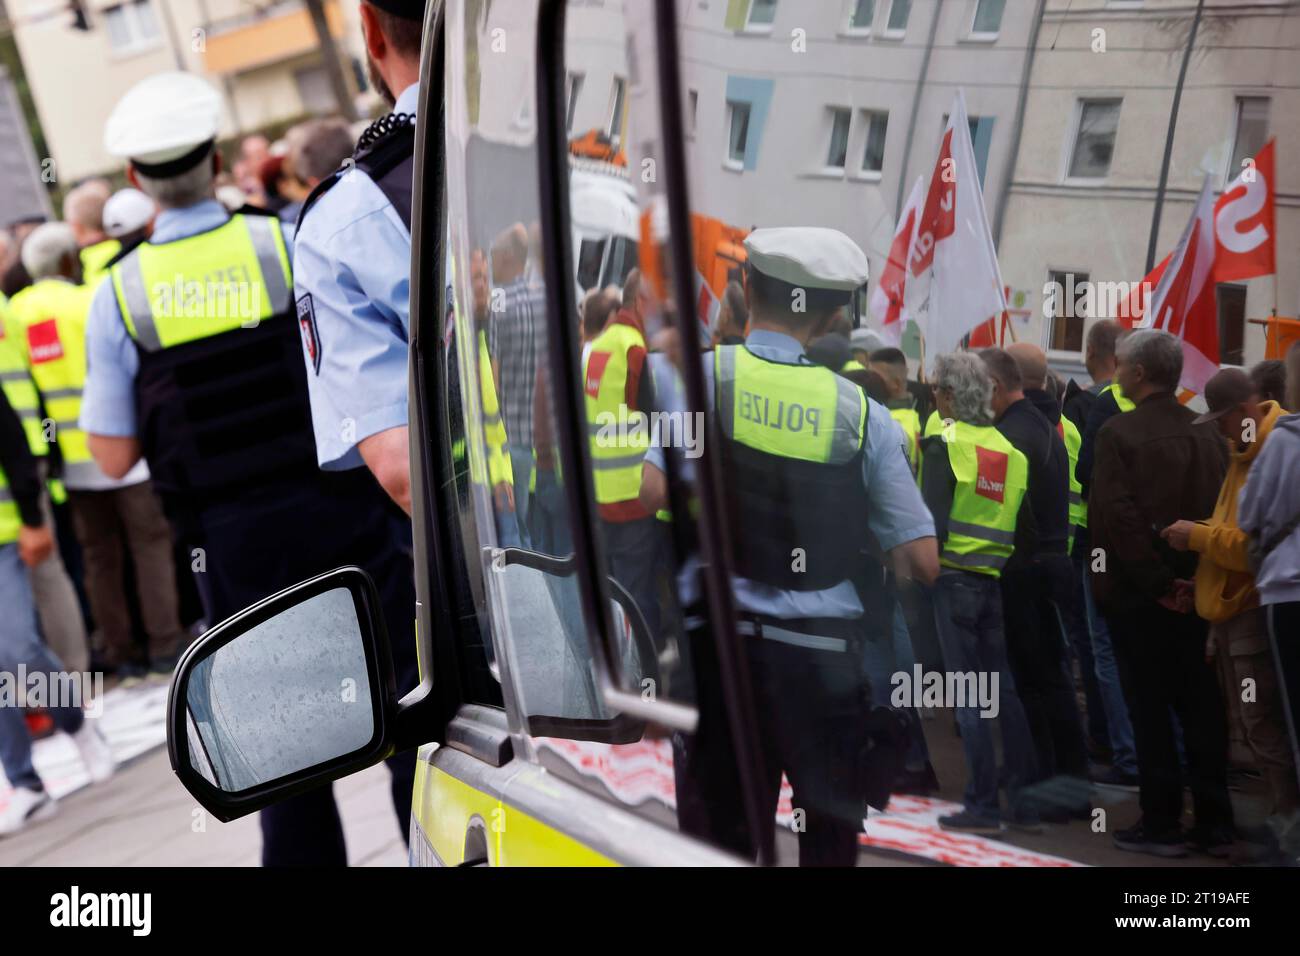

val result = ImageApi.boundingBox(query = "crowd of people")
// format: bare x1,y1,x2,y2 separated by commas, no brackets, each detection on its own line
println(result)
0,116,361,838
566,227,1300,864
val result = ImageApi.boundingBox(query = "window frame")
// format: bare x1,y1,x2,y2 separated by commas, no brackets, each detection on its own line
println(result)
824,105,853,172
103,0,163,57
1045,268,1090,355
842,0,876,36
1063,97,1122,185
725,98,752,171
1227,95,1270,186
967,0,1005,41
883,0,911,37
743,0,779,33
855,108,888,180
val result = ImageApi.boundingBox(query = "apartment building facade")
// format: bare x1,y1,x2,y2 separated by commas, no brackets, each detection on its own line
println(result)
999,0,1298,372
7,0,377,182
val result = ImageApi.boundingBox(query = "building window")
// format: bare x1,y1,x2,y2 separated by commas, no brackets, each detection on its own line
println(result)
607,77,627,143
727,100,752,168
1217,284,1247,367
565,72,584,133
687,89,699,137
1068,99,1121,180
968,115,993,185
971,0,1006,37
1048,270,1088,352
847,0,875,32
104,0,161,54
746,0,778,30
861,110,888,174
885,0,911,34
1229,96,1270,181
826,108,852,170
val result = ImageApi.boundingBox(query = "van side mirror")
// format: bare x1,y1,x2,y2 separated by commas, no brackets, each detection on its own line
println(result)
167,567,400,822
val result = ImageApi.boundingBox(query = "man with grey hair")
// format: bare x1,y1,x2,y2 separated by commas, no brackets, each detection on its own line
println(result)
277,119,357,225
1092,329,1232,857
920,351,1039,833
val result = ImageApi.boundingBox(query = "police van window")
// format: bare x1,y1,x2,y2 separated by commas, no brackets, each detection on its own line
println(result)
440,0,680,744
541,0,777,851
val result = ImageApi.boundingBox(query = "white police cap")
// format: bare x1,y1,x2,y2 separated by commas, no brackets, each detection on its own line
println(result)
105,72,222,167
743,227,869,292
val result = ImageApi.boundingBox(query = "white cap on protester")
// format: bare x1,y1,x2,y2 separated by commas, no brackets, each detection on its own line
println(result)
743,227,869,292
102,189,156,238
104,72,223,164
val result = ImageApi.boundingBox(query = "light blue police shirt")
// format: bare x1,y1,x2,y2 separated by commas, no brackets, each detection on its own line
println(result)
292,82,420,471
80,199,286,438
643,329,935,619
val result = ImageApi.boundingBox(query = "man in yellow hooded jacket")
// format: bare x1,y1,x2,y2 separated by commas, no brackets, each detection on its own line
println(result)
1163,367,1298,857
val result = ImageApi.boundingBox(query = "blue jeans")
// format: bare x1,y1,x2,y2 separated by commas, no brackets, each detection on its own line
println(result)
932,571,1038,820
0,544,84,791
1083,560,1138,775
507,446,534,550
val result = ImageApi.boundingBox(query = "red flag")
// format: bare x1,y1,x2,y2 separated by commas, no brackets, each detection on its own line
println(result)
1142,177,1219,393
870,176,923,344
1117,254,1170,329
1214,138,1275,283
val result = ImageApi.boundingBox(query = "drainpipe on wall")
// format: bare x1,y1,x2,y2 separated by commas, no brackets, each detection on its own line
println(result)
1145,0,1205,273
894,0,944,221
991,0,1046,246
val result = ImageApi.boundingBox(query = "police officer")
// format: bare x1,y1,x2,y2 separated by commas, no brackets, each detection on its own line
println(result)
641,227,938,866
292,0,425,509
82,71,418,866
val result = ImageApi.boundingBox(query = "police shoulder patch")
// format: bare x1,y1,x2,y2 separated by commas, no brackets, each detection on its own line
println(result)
297,294,322,374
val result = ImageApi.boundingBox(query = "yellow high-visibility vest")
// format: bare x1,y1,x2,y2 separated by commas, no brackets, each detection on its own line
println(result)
80,238,122,289
941,420,1029,579
890,405,921,474
1057,416,1085,549
6,279,97,477
584,322,649,506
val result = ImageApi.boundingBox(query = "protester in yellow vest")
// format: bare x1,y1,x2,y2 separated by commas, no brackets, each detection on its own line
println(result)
584,268,661,642
0,384,115,838
919,351,1040,834
0,288,89,675
12,222,183,680
871,347,923,473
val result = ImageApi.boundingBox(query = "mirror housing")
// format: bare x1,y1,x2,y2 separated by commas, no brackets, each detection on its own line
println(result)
167,567,401,822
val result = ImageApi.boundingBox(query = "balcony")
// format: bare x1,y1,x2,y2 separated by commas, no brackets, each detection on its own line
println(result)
202,0,345,75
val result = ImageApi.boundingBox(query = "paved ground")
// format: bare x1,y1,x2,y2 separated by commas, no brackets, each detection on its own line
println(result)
0,748,406,866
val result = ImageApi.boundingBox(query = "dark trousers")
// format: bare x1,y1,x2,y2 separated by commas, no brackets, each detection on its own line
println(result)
600,515,663,660
1065,551,1109,749
1110,602,1232,835
673,619,867,867
1269,602,1300,796
178,475,419,866
68,482,185,669
1001,556,1090,787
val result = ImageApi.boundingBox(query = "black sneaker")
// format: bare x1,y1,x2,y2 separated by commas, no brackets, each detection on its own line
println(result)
1093,767,1140,791
1186,826,1234,858
1113,821,1187,858
939,810,1003,835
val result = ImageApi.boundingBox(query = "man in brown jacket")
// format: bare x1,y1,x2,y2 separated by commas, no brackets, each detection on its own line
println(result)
1090,330,1231,858
1162,368,1298,860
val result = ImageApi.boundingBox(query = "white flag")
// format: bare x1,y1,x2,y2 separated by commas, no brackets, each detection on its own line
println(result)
907,90,1006,366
